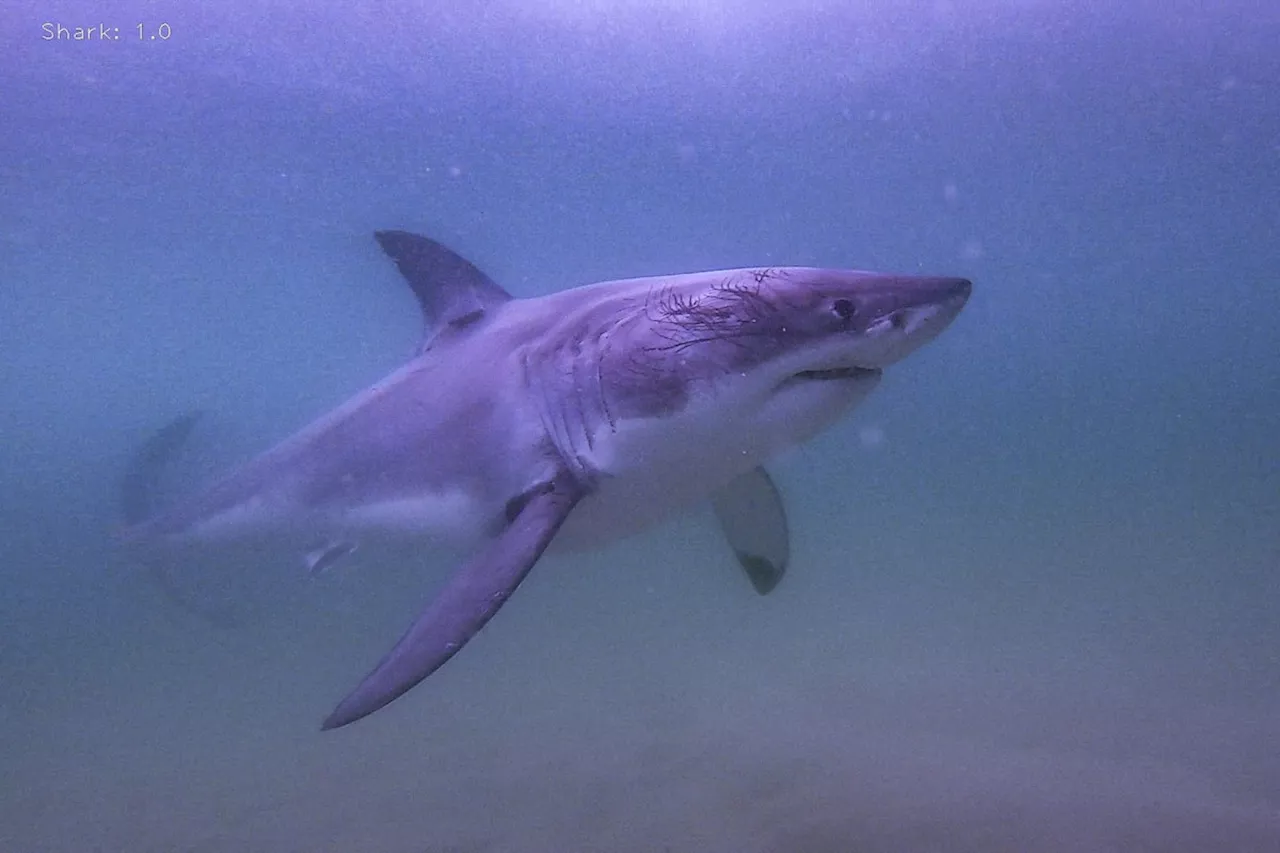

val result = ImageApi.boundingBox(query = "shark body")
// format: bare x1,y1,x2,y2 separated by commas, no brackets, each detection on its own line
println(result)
123,231,971,729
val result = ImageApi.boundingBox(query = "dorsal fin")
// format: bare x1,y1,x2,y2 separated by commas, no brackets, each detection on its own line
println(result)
374,230,513,353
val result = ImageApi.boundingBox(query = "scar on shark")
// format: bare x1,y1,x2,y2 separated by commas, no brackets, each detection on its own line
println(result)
120,230,971,730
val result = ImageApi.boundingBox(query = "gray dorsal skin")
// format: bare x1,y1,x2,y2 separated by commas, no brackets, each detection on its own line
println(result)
121,230,972,730
374,230,512,352
711,466,790,595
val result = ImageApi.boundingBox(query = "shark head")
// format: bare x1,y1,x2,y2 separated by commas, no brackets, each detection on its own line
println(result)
587,267,971,435
528,265,972,526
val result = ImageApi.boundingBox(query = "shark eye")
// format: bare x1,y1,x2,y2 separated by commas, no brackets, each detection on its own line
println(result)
832,298,857,321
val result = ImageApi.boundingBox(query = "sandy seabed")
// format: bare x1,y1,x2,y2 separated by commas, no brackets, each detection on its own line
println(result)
4,520,1278,853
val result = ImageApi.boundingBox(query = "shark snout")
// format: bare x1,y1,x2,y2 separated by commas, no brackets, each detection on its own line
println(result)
919,276,971,327
892,275,971,327
848,275,972,368
908,275,971,309
948,277,973,303
942,277,973,311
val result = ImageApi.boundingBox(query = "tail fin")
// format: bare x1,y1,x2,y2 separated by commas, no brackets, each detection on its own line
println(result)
121,412,239,627
122,411,203,525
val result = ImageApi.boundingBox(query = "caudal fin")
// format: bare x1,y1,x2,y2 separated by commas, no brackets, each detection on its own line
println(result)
122,411,203,525
120,411,240,627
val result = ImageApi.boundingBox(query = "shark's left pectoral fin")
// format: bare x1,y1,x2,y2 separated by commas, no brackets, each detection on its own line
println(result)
711,466,790,596
322,473,583,730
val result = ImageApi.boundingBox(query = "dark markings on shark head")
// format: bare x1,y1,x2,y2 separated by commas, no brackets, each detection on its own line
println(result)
120,231,972,730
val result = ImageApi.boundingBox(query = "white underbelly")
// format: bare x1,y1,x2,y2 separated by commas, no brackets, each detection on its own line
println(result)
552,412,769,550
551,375,871,551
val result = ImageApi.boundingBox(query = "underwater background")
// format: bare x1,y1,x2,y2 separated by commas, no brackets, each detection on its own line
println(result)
2,1,1278,851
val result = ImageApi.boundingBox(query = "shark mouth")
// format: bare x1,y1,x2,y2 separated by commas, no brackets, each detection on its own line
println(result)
793,366,881,381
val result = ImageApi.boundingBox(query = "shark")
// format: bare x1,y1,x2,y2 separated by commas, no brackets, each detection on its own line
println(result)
121,230,972,730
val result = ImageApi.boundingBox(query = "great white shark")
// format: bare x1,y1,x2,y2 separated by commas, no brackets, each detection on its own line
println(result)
122,231,972,730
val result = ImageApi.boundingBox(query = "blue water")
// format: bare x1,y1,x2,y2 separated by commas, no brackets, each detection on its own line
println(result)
3,3,1278,851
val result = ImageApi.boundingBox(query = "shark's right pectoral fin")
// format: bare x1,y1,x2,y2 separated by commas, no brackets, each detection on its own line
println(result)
321,473,584,730
711,466,790,596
